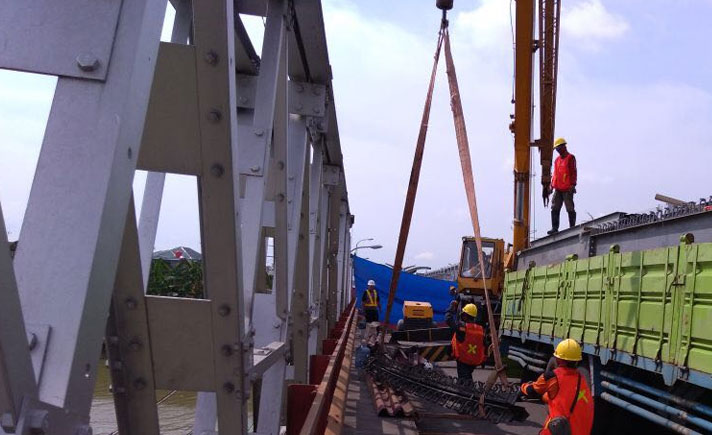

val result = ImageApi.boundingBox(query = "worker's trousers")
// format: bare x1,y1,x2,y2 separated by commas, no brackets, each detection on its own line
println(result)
456,360,477,380
364,308,379,323
551,189,576,230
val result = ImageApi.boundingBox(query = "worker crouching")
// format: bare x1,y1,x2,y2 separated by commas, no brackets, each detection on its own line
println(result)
446,302,487,380
520,339,594,435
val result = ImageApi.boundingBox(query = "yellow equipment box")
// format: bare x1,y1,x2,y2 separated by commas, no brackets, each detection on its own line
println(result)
403,301,433,319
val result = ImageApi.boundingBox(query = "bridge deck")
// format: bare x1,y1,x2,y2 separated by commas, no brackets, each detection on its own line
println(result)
342,327,548,435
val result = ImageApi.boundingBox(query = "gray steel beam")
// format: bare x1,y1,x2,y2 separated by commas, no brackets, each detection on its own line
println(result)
256,7,290,429
0,204,35,433
11,0,166,415
239,0,287,328
106,199,160,435
192,0,249,432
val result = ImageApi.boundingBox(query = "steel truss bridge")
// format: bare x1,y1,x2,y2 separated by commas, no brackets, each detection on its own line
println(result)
0,0,353,433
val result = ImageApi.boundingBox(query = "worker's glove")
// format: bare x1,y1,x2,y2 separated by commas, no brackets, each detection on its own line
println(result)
542,185,551,207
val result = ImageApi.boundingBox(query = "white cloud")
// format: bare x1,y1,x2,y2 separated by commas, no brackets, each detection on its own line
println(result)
414,251,435,261
563,0,629,47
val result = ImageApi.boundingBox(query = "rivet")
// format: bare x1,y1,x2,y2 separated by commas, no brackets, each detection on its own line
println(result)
254,128,265,137
28,333,38,351
221,344,234,356
133,378,147,390
250,165,261,173
76,53,100,72
210,163,225,178
218,304,231,316
128,338,142,352
296,103,304,111
312,106,321,114
223,382,235,393
125,297,137,310
312,86,322,96
208,110,222,123
239,96,248,103
204,50,219,65
277,161,285,170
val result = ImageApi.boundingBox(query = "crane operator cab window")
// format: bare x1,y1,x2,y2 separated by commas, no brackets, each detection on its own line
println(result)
461,241,494,279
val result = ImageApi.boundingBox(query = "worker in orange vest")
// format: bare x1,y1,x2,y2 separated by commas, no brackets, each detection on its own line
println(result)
520,339,594,435
446,302,487,380
361,279,380,322
545,138,577,235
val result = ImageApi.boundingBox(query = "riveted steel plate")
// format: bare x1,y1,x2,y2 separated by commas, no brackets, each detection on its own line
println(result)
0,0,122,80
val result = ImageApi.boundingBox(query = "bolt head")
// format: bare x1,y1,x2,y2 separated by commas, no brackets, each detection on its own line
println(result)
312,86,322,96
218,304,231,317
250,165,261,173
207,110,222,123
210,163,225,178
76,53,100,72
128,338,142,352
254,128,265,137
124,297,138,310
133,378,147,391
223,382,235,393
204,50,219,65
312,106,321,114
239,96,248,103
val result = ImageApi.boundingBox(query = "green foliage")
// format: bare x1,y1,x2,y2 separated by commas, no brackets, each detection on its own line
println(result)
147,259,204,298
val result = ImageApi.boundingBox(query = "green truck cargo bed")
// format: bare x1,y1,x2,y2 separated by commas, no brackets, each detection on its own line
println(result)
501,235,712,389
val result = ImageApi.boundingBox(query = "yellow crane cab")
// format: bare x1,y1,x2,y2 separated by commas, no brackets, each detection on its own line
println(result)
455,237,507,323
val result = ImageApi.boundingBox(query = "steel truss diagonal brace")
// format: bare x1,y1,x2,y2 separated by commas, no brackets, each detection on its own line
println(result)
0,204,35,433
9,0,166,419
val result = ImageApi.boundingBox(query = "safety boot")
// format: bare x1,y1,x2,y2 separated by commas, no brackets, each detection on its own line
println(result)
547,210,560,235
568,211,576,228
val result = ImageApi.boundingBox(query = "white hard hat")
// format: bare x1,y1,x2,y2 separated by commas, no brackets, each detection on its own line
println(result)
367,279,376,286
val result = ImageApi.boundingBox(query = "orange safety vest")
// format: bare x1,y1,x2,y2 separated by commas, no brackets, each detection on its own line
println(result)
363,289,378,308
551,154,576,191
451,323,485,366
543,367,594,435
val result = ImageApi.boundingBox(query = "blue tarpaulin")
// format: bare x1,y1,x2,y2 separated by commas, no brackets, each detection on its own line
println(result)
353,255,455,324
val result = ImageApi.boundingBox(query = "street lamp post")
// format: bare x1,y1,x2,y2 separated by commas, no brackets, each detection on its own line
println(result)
355,238,373,250
350,244,382,254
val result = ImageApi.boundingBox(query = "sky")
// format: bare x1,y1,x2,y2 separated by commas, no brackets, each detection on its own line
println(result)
0,0,710,270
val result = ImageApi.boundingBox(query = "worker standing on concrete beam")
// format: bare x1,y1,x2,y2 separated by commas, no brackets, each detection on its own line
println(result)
446,302,487,380
546,138,578,234
362,279,381,323
520,339,594,435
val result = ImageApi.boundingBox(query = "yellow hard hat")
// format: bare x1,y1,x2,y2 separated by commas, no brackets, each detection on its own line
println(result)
554,137,567,148
554,339,582,361
462,303,478,318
